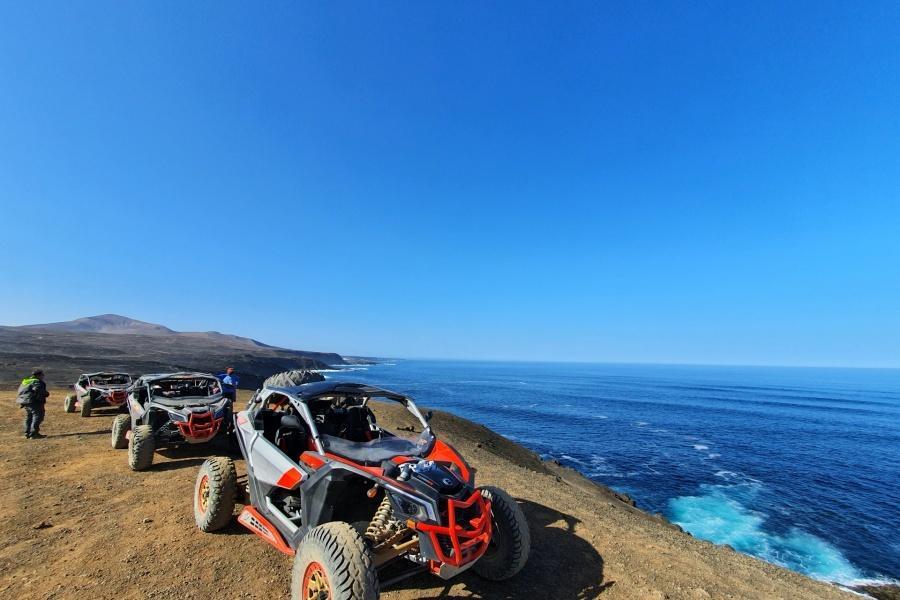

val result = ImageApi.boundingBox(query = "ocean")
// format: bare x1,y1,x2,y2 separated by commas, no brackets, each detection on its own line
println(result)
322,360,900,585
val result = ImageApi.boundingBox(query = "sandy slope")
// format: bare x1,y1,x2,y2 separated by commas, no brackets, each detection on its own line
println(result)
0,389,856,600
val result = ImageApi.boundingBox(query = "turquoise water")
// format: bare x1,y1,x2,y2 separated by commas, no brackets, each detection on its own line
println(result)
323,360,900,585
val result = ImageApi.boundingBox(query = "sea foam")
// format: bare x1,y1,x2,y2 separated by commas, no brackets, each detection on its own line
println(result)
668,483,863,583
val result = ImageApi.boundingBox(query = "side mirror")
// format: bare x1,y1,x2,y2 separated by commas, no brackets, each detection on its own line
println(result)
425,410,434,422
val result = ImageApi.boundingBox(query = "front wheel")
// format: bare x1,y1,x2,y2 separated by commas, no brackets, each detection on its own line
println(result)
473,486,531,581
80,397,92,417
292,522,378,600
64,395,76,413
111,414,131,449
128,424,155,471
194,457,237,532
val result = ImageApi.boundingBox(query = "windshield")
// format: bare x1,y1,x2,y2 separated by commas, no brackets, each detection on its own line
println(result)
322,429,435,464
300,392,433,461
149,377,221,399
91,374,131,386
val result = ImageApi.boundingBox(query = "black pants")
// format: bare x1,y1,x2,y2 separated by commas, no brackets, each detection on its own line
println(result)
223,391,236,402
24,404,45,436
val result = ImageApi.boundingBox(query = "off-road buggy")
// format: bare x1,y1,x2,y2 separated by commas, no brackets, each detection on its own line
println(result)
64,372,132,417
112,372,233,470
193,380,530,599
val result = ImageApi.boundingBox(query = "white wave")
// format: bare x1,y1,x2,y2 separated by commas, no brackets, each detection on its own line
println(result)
693,444,709,451
668,483,865,584
837,576,900,590
560,454,589,466
708,453,721,459
635,421,649,427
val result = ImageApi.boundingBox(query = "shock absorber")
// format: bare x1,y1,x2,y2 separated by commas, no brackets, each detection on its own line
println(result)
365,496,396,544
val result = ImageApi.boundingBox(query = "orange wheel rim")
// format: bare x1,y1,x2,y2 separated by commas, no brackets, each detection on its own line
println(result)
197,474,209,514
303,561,331,600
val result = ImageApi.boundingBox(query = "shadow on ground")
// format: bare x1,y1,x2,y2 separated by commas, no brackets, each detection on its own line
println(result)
150,440,241,472
389,498,612,599
49,429,110,438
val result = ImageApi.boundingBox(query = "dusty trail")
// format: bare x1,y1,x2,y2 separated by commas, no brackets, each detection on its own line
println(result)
0,389,854,600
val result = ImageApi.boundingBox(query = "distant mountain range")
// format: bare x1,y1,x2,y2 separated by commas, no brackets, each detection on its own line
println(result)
0,314,352,388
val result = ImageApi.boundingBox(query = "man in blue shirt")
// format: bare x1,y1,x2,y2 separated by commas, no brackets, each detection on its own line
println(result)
219,367,239,402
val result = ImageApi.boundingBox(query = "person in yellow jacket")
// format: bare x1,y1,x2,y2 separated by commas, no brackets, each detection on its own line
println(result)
17,369,50,439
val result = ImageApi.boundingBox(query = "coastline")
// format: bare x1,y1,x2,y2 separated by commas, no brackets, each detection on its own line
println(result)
321,361,899,595
0,385,889,599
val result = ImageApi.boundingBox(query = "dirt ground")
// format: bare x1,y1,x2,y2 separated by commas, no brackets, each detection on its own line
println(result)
0,389,858,600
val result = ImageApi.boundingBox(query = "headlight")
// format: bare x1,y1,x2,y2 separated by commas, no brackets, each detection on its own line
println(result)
391,493,431,522
168,410,187,422
210,398,230,417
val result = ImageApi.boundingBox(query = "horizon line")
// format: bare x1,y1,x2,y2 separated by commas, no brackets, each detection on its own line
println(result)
363,356,900,371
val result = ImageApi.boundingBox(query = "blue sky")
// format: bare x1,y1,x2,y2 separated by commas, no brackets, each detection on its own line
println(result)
1,2,899,367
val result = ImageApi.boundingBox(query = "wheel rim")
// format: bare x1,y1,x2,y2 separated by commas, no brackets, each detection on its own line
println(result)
197,474,209,514
303,562,331,600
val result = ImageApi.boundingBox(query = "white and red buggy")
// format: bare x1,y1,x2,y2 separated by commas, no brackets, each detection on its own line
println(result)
64,372,132,417
193,380,530,599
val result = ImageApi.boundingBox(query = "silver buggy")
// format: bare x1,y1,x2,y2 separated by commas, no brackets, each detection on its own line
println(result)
111,372,233,470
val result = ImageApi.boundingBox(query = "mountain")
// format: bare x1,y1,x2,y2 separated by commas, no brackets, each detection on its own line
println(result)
22,314,176,336
1,315,347,388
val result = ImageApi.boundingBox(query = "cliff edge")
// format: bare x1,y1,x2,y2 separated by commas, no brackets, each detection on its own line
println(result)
0,389,860,600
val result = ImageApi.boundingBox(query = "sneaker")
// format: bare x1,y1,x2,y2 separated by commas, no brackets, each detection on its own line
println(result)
30,433,46,439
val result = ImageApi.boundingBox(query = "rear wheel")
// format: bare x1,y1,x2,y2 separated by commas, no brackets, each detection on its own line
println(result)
64,395,76,413
111,414,131,449
194,457,237,532
80,397,92,417
128,424,155,471
291,522,378,600
473,486,530,581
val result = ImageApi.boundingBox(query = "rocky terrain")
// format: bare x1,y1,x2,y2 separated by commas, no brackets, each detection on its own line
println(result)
0,315,346,389
0,387,865,600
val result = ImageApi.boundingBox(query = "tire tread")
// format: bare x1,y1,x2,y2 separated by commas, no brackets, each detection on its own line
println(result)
194,457,237,532
473,486,531,580
128,424,155,471
292,522,378,600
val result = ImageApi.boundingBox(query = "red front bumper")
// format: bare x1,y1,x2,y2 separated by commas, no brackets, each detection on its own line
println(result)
416,490,492,569
175,411,222,442
106,390,127,406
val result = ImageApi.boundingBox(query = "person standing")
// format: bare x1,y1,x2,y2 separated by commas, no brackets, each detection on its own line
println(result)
18,368,50,439
219,367,239,402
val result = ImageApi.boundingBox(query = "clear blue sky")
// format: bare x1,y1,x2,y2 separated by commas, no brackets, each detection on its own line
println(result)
1,2,898,367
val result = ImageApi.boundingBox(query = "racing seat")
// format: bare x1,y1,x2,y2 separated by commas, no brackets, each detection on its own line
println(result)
342,406,377,442
254,408,283,442
274,414,308,459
